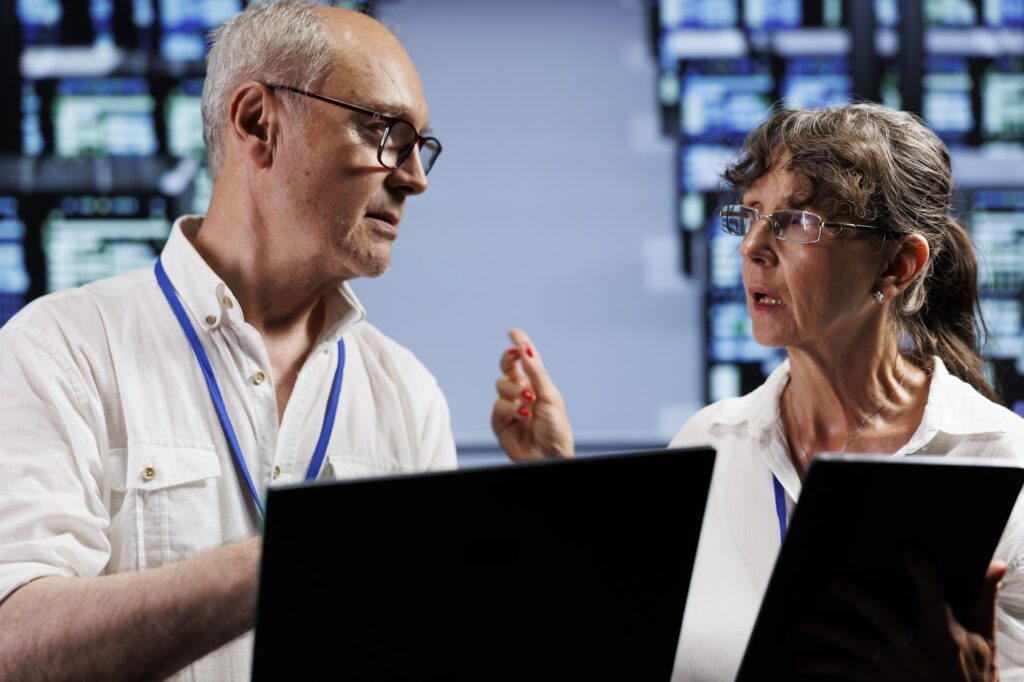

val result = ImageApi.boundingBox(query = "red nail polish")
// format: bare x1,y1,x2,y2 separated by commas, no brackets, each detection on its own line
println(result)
525,345,534,358
507,348,519,357
521,389,535,402
518,407,531,418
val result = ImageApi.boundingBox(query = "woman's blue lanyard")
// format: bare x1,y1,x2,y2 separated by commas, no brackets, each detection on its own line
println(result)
772,475,787,541
154,259,345,518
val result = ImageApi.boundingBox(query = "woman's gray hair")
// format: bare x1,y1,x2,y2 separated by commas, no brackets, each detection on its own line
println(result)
201,1,336,180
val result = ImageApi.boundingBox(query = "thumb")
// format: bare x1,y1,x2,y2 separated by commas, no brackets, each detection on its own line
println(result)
967,560,1007,639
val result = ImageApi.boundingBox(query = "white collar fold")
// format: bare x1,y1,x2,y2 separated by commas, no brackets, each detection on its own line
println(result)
708,356,1007,444
158,215,367,343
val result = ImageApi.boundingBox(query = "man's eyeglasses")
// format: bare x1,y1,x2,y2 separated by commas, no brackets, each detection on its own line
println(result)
265,84,442,176
718,204,901,244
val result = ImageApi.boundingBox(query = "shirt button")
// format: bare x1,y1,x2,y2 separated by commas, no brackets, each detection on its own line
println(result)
273,465,281,480
141,467,156,482
222,297,233,309
204,315,216,326
252,371,266,385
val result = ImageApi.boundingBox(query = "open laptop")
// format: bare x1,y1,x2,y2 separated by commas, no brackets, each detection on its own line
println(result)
251,447,715,681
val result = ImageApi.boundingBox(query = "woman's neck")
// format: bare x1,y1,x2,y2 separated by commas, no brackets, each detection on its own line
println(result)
782,345,930,476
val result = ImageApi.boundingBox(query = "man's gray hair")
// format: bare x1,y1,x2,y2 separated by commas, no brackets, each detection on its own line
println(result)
201,1,335,180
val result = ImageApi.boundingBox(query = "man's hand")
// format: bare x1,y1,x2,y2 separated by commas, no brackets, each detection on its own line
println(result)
491,328,574,461
799,553,1005,681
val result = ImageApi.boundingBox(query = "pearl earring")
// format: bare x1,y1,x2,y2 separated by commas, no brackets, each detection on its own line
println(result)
873,290,884,303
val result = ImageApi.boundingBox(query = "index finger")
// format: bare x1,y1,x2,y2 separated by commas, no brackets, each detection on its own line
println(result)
507,328,560,402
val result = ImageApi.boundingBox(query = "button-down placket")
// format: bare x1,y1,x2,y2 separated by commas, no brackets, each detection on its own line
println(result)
273,340,338,484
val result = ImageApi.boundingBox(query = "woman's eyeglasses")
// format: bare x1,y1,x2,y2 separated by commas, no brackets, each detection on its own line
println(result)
719,204,900,243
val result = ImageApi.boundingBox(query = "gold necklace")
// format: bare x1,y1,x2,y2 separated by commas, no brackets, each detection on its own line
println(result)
788,369,905,459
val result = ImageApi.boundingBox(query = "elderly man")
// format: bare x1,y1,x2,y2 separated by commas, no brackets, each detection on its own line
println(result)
0,2,453,679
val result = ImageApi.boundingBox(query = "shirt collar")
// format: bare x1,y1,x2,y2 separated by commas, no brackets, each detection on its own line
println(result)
901,356,1006,451
706,355,1006,442
711,359,791,437
159,215,366,341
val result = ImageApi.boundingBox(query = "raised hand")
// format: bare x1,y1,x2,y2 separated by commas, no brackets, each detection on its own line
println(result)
491,328,574,462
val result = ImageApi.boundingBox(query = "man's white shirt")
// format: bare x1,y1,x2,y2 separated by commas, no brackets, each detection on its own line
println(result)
0,215,457,680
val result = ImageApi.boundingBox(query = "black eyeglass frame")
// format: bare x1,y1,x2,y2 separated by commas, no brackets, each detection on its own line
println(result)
264,83,442,175
718,204,903,244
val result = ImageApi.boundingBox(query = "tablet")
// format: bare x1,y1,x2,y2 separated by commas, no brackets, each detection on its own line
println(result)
252,447,716,681
737,454,1024,680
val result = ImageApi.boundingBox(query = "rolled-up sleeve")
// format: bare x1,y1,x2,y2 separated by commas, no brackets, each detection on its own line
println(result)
422,379,456,472
0,323,110,603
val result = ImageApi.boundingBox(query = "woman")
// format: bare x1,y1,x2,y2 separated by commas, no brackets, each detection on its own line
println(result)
491,103,1024,681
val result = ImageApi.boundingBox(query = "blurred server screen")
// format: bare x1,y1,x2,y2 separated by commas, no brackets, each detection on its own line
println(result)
972,190,1024,370
160,0,241,61
43,196,170,292
744,0,801,29
781,57,852,109
923,57,974,141
53,78,158,157
166,79,206,158
16,0,62,45
0,198,30,327
982,60,1024,142
680,60,773,141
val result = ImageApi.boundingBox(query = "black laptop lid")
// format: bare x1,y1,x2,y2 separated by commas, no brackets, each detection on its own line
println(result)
252,447,715,682
737,455,1024,680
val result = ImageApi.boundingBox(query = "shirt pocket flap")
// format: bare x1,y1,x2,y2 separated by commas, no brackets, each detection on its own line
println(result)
325,454,402,481
120,440,221,491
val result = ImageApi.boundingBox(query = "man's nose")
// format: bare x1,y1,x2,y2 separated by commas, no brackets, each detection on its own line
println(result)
387,146,429,196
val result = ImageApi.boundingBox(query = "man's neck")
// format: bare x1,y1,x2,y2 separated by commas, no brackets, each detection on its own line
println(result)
191,193,339,342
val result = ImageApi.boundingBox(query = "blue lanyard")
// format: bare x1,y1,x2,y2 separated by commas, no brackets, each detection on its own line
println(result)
772,475,787,541
154,259,346,517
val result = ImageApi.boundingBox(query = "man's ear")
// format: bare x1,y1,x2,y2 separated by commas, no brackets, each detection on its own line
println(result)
877,233,930,298
226,82,277,171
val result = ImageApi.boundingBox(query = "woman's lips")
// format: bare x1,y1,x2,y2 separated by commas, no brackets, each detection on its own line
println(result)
750,290,784,311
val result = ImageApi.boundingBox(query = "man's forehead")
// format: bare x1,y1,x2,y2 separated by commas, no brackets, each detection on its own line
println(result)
317,10,429,123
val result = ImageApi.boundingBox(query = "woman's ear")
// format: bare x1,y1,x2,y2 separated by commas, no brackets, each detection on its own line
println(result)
877,233,930,298
226,82,277,171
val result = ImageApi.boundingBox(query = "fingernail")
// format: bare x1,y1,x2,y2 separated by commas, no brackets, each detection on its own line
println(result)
518,407,531,418
507,348,519,357
521,389,535,402
525,345,534,358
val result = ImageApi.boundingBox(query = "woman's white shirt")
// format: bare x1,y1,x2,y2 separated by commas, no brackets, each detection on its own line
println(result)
669,357,1024,681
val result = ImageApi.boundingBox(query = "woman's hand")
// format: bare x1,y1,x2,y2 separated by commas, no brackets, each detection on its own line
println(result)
799,553,1006,681
491,328,574,461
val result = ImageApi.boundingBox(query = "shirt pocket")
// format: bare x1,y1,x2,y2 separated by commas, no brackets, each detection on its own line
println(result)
325,454,404,481
107,438,222,571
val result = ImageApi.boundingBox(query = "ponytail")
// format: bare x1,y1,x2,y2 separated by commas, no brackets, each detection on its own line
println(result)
898,219,998,401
